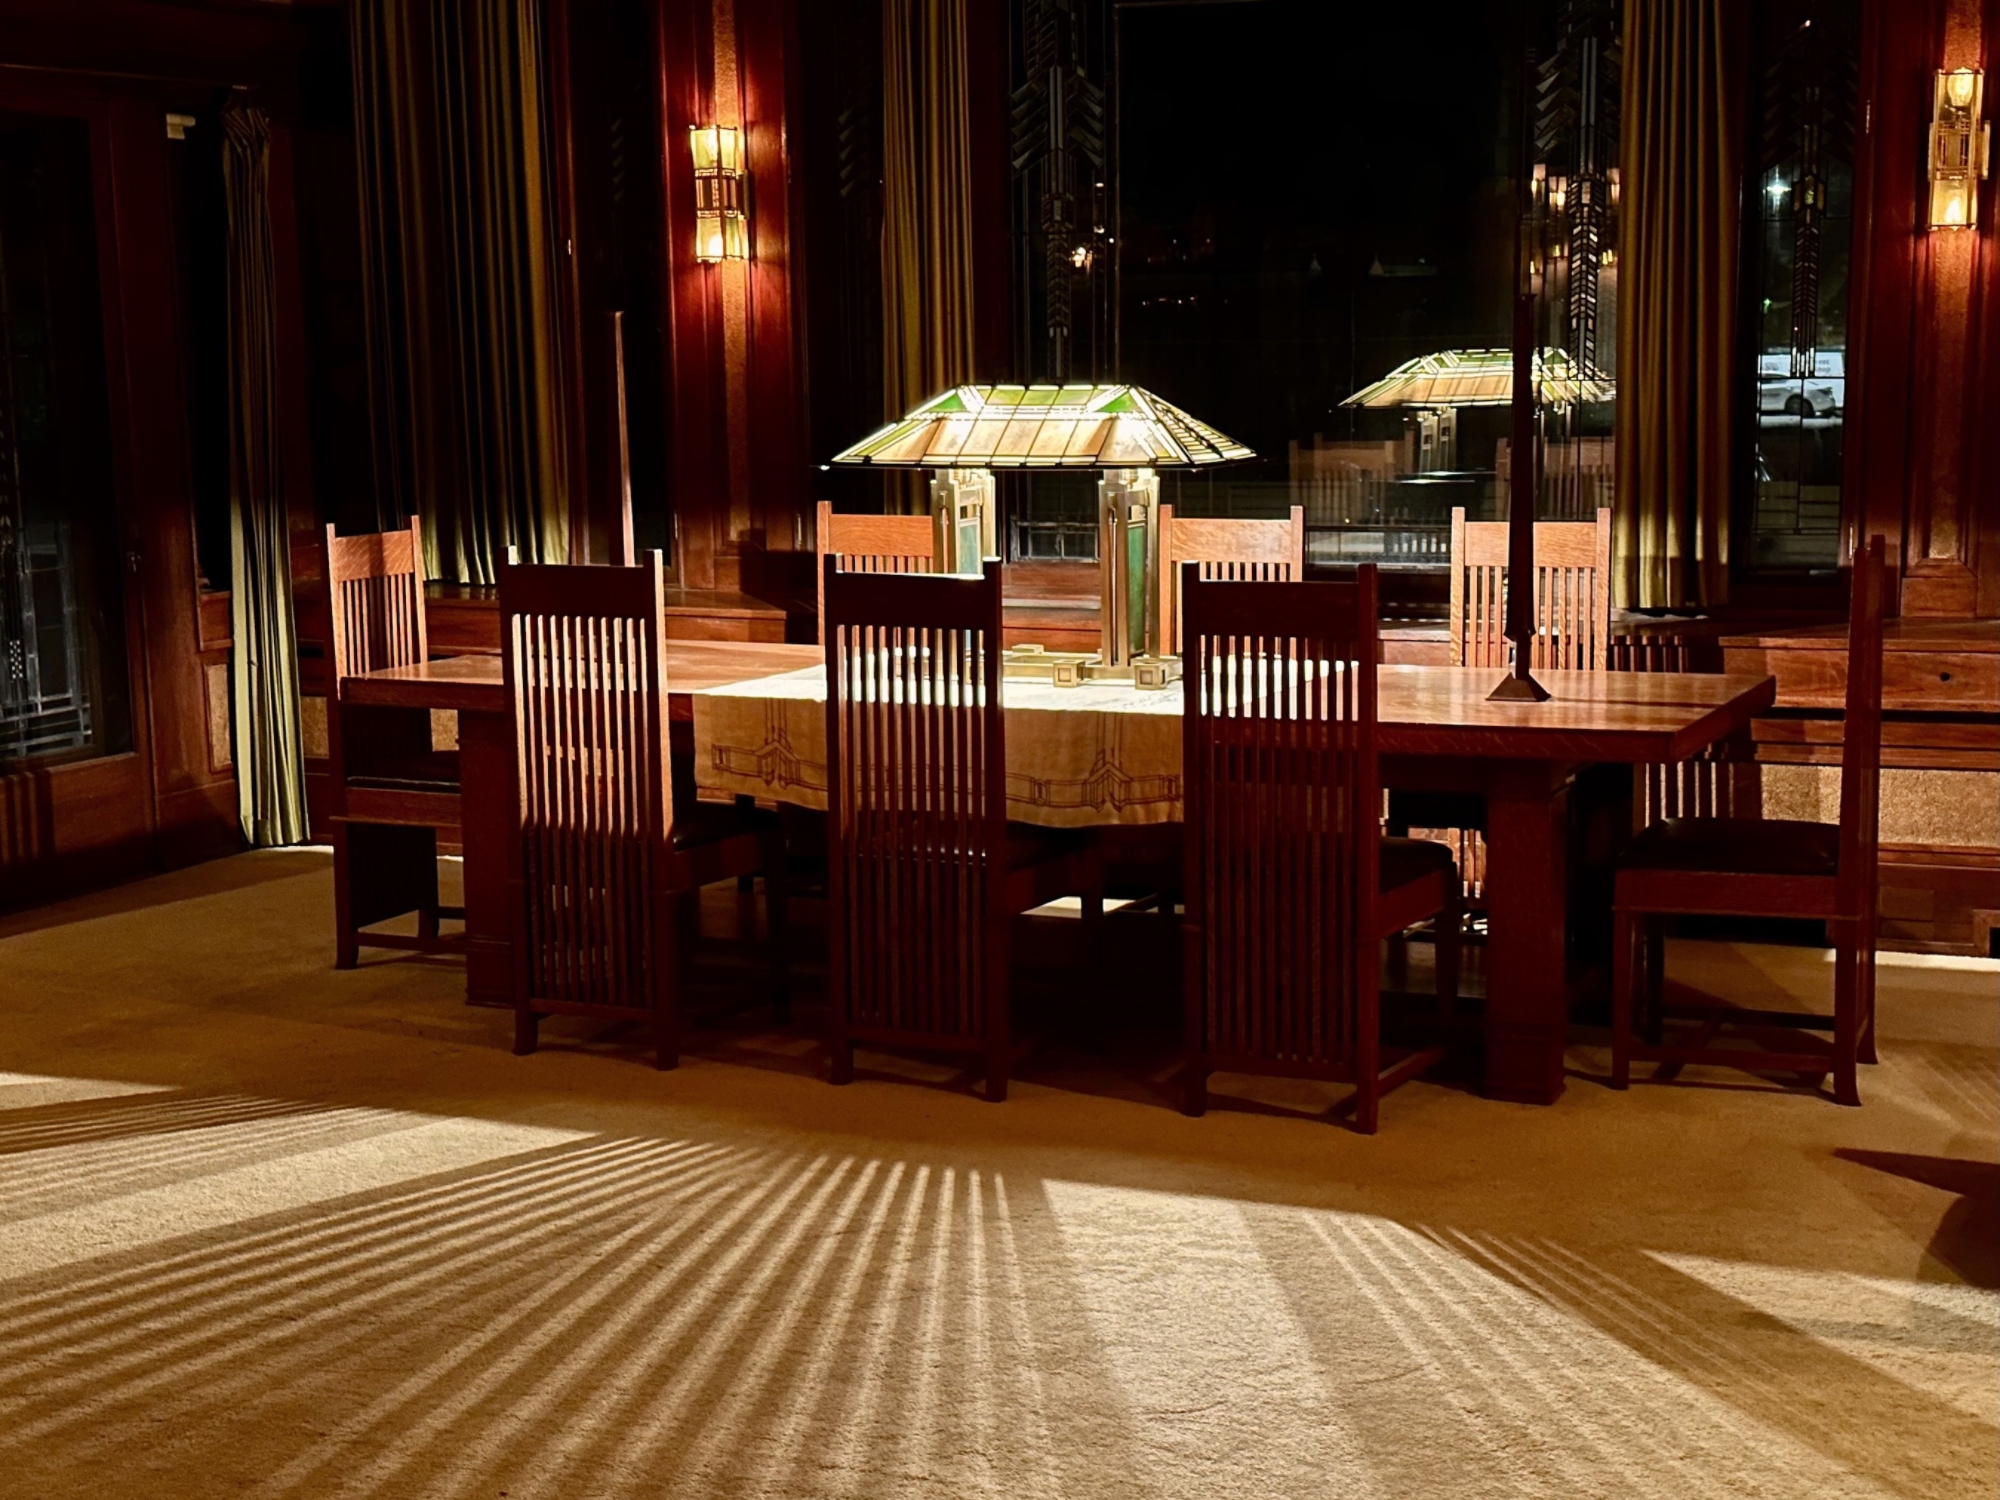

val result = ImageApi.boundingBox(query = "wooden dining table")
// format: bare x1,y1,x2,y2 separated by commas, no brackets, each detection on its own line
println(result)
689,658,1779,1105
342,644,1776,1107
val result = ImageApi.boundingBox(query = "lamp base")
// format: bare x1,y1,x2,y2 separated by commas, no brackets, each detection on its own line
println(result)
1487,670,1553,703
1001,645,1182,690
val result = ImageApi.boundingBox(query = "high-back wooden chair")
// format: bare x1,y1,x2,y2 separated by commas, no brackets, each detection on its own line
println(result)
1179,564,1458,1133
1450,506,1613,670
1157,504,1305,657
501,553,787,1068
1611,538,1885,1104
822,556,1101,1101
325,517,463,967
815,500,936,644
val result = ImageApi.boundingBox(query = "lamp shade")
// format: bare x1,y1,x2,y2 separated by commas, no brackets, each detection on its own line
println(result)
1342,348,1614,411
831,384,1255,470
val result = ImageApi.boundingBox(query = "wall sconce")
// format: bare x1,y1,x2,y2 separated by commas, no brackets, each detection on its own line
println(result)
1928,68,1990,229
689,124,748,262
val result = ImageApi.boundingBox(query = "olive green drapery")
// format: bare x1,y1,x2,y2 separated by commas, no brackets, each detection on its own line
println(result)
882,0,976,510
1614,0,1744,609
223,105,308,847
350,0,569,582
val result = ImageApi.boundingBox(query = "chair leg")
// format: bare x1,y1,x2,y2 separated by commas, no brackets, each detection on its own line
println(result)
1182,1064,1206,1117
763,831,791,1025
513,1005,539,1057
656,1007,680,1072
1434,881,1461,1026
1611,910,1637,1090
1832,924,1860,1106
417,902,440,942
1858,914,1879,1066
1080,861,1108,1053
985,1049,1008,1104
1353,1076,1380,1136
829,1038,854,1085
1642,922,1665,1047
332,826,359,970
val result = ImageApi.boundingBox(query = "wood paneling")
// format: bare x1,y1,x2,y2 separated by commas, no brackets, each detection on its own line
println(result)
1849,0,2000,618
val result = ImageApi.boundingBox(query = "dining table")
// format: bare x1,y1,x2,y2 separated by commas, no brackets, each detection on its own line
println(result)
689,658,1778,1105
341,643,1776,1106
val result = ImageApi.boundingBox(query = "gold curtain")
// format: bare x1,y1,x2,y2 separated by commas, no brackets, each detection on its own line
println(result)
223,105,308,847
1614,0,1742,609
882,0,975,510
350,0,568,582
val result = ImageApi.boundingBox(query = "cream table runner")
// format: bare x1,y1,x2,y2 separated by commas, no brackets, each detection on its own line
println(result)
690,666,1187,827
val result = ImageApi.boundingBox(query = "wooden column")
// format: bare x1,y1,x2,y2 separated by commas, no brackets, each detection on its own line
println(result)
654,0,811,596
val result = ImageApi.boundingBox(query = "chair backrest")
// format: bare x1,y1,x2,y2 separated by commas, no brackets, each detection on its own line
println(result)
326,518,429,680
1450,506,1612,670
1158,504,1306,656
822,556,1007,1044
499,554,673,1012
815,500,936,644
1181,562,1382,1077
1839,538,1885,916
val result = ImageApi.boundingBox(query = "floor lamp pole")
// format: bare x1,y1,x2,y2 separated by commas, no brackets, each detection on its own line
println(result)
1491,35,1550,704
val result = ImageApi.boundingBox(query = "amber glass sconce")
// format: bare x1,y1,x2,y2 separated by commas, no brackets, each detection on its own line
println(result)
690,124,748,261
1928,69,1989,230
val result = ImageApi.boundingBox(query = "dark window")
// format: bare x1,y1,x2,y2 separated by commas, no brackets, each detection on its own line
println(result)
0,113,130,768
1739,0,1858,578
1009,0,1621,574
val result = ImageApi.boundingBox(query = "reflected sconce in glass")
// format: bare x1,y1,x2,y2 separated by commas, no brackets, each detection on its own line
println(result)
690,124,748,262
1928,68,1989,230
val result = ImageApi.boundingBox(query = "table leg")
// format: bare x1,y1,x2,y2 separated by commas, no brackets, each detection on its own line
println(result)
457,708,512,1007
1482,761,1574,1103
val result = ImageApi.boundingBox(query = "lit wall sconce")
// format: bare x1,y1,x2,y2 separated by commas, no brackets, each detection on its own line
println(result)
689,124,748,262
1928,68,1990,229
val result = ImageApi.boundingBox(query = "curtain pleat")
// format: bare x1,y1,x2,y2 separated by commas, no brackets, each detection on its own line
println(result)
223,105,308,848
883,0,975,510
351,0,569,582
1614,0,1742,609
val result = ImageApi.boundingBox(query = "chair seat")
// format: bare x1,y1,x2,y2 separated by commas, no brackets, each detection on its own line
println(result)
671,798,780,851
1620,817,1839,879
1381,835,1455,892
347,749,462,793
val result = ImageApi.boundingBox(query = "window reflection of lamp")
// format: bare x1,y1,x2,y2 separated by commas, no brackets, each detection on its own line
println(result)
1928,68,1989,230
690,124,748,261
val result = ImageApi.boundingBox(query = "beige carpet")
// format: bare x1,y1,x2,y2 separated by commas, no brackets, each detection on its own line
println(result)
0,849,1994,1500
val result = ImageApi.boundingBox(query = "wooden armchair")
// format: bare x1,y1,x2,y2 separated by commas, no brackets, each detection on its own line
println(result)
1450,506,1613,670
814,500,935,644
1611,539,1885,1104
1157,504,1305,657
502,553,787,1069
1180,563,1458,1133
822,556,1102,1101
326,518,463,967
